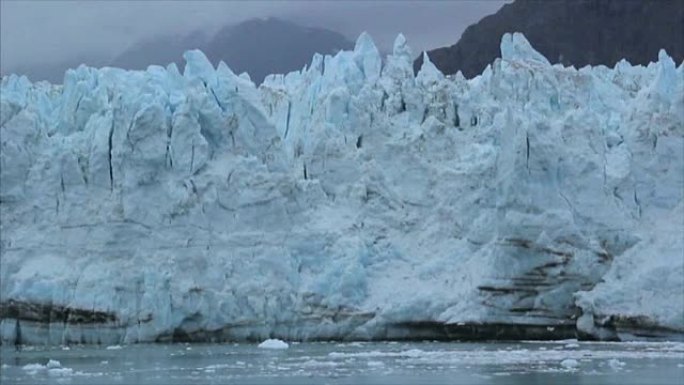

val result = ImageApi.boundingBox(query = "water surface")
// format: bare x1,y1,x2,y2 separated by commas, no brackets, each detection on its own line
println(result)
2,340,683,384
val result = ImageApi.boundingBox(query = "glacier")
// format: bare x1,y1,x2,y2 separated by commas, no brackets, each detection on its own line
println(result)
0,32,682,345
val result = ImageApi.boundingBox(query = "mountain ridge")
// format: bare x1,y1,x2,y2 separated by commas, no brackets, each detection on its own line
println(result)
415,0,684,78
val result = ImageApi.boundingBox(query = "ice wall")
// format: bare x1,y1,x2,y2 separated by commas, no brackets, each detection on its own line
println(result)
1,32,682,345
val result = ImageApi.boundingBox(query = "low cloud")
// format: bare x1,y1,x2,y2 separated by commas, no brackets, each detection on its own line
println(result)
1,1,506,75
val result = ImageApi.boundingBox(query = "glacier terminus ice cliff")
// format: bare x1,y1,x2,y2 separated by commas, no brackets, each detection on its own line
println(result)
1,32,682,345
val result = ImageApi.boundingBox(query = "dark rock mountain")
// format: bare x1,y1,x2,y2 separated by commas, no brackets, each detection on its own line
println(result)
113,17,353,84
415,0,684,78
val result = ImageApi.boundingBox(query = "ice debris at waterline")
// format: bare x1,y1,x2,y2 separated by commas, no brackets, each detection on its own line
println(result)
21,359,78,377
258,339,289,349
1,32,682,345
560,358,579,369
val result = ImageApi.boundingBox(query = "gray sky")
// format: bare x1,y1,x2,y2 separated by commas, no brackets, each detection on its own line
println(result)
1,0,506,74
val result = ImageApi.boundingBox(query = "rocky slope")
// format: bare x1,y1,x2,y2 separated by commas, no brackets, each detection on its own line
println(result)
415,0,684,78
0,32,682,345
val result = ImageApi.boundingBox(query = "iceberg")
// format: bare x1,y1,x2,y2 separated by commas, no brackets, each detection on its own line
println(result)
1,32,682,345
258,338,289,349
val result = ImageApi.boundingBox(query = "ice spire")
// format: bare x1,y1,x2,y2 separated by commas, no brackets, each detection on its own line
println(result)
500,32,550,65
416,51,444,86
183,50,216,83
353,32,382,83
392,33,413,64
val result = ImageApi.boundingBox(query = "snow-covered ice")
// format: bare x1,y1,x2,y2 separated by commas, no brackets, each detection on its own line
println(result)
0,31,682,345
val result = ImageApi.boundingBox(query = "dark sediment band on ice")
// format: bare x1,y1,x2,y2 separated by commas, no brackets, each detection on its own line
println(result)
2,300,681,345
577,314,684,342
0,300,117,324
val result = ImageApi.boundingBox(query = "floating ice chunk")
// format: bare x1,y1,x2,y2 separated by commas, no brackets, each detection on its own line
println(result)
564,343,580,349
258,339,289,349
560,359,579,369
46,359,62,368
48,367,74,376
301,359,339,368
608,359,626,369
105,345,123,350
403,349,425,358
22,363,46,372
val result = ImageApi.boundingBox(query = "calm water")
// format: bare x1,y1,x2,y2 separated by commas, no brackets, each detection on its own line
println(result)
1,340,683,384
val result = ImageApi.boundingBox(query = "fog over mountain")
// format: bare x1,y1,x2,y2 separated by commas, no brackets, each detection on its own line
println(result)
110,30,210,74
4,18,353,85
0,1,506,84
112,18,354,85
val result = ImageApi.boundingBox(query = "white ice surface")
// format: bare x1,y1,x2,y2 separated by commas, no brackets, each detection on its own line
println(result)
560,358,579,369
46,359,61,368
1,32,682,344
258,339,289,349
